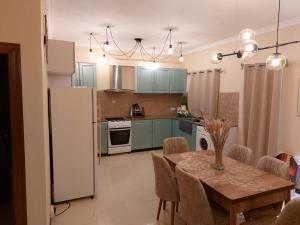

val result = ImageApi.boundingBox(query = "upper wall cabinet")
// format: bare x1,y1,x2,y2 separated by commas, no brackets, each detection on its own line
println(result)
72,62,96,88
169,69,187,93
136,67,186,94
47,39,75,76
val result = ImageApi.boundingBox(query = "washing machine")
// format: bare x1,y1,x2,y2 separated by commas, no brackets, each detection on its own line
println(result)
196,126,215,151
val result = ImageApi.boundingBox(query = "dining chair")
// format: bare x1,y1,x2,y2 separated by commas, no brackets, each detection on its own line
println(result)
241,197,300,225
244,156,290,221
175,166,229,225
227,144,253,165
151,152,180,225
163,137,189,155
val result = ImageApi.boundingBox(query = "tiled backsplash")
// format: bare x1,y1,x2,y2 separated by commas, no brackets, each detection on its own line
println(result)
97,91,240,126
217,92,239,127
97,91,182,120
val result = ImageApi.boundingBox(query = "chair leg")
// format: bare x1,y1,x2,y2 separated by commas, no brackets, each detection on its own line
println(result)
156,199,163,220
163,200,166,210
171,202,175,225
176,202,179,212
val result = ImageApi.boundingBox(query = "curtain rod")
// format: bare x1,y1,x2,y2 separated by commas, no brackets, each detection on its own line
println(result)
187,68,224,75
240,61,289,70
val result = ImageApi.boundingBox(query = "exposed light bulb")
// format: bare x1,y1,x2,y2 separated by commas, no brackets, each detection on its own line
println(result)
98,53,108,63
239,40,258,61
88,49,94,58
144,61,159,70
104,41,110,52
239,28,256,41
266,53,286,70
179,55,184,62
168,44,174,55
210,51,222,64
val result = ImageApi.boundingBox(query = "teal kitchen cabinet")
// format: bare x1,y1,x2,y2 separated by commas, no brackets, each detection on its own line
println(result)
132,120,153,150
152,119,172,148
181,124,197,151
169,69,187,93
136,67,155,93
98,122,108,155
153,69,170,93
172,119,181,137
172,119,196,151
72,62,96,87
136,67,186,94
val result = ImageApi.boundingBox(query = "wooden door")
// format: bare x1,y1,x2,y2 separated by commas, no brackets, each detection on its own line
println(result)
0,42,27,225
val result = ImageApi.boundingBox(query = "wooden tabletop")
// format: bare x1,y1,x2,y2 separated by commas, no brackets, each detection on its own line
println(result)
164,150,294,201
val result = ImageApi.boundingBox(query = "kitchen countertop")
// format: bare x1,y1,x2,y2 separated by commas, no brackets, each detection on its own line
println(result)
97,116,238,127
98,115,176,123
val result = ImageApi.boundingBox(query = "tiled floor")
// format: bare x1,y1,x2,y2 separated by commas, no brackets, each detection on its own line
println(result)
51,150,299,225
51,150,184,225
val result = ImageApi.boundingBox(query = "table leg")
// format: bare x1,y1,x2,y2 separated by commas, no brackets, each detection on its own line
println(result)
229,207,237,225
285,191,291,204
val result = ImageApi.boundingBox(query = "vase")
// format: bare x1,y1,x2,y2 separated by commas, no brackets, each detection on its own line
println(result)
213,148,224,170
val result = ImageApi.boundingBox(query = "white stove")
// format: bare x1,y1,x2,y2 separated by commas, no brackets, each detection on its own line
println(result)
106,117,132,155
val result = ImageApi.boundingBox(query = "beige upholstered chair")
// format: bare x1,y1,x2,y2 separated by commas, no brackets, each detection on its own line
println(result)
175,166,229,225
227,144,254,165
163,137,189,155
244,156,290,221
241,197,300,225
151,152,180,225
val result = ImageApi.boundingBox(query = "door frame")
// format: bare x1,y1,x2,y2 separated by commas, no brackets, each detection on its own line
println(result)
0,42,27,225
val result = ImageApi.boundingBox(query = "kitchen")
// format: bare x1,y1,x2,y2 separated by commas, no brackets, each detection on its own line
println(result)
2,0,300,225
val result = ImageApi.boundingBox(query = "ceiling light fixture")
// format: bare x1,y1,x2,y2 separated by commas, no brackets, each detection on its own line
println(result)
210,0,300,70
168,29,174,55
89,26,184,64
88,33,95,58
265,0,286,70
104,26,111,52
179,42,184,62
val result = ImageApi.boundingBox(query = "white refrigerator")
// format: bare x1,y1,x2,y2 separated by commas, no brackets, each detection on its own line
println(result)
49,88,97,203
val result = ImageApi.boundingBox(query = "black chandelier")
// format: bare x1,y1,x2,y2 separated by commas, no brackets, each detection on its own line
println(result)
88,26,185,67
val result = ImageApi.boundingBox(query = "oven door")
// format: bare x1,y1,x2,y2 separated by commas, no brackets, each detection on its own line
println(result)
108,127,131,147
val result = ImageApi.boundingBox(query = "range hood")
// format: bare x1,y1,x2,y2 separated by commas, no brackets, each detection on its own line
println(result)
104,65,134,92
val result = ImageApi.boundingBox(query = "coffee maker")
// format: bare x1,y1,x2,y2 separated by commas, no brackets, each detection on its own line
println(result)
129,103,144,117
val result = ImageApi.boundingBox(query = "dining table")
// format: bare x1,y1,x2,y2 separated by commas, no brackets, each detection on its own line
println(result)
164,150,294,225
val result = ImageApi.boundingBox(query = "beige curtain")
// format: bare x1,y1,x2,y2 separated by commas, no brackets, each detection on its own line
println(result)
243,64,283,163
188,70,220,118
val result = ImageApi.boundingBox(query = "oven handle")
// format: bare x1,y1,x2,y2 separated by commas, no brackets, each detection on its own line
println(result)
109,127,131,131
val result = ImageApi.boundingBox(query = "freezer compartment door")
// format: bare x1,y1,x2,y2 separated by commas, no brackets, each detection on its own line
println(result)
50,88,95,203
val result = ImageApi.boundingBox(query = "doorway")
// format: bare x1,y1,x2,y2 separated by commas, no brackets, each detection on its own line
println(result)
0,43,27,225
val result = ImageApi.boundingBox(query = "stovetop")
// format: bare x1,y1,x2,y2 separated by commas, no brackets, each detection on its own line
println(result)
105,117,128,122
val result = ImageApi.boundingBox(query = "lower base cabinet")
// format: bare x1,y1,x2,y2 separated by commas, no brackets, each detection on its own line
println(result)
153,119,172,148
132,120,153,150
132,118,196,151
98,122,108,154
99,118,197,155
172,119,196,151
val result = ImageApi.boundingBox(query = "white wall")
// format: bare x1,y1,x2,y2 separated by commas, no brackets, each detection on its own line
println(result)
0,0,50,225
75,46,185,90
184,24,300,156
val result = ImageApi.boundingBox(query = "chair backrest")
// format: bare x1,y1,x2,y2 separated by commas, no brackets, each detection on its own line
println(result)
163,137,189,155
175,166,214,225
227,144,254,165
257,156,290,180
275,198,300,225
151,152,179,202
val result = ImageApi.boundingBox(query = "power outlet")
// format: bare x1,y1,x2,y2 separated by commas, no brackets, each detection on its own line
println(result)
50,205,56,218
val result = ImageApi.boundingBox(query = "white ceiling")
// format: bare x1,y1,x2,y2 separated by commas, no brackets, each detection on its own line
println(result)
49,0,300,53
